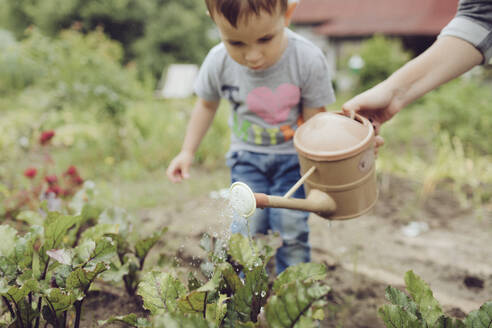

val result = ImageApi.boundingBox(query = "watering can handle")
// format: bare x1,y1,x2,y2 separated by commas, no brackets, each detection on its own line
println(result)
283,166,316,198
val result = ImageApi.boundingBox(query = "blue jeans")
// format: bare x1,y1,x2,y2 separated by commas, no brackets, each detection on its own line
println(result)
227,150,311,274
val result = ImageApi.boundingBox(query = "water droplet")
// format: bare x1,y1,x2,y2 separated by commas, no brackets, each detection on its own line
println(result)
261,291,266,297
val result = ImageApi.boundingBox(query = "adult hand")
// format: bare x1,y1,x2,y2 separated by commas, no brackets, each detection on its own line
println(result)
166,151,194,183
342,82,403,149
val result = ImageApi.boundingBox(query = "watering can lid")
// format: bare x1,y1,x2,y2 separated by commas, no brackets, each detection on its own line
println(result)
294,112,374,161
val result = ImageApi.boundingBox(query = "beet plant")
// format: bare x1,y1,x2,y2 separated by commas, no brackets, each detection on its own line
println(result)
379,270,492,328
0,211,115,328
80,207,168,296
104,227,168,296
102,233,331,327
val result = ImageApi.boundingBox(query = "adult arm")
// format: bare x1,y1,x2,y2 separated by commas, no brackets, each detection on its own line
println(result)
342,36,483,135
343,0,492,134
166,98,220,183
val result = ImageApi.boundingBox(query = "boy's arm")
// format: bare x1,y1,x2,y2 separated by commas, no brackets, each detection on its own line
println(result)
166,98,220,183
302,106,325,122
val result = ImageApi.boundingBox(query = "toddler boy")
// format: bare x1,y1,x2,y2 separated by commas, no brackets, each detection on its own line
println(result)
167,0,335,274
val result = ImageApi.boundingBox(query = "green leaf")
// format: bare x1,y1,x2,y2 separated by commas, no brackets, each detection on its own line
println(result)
197,269,223,293
41,212,81,264
0,225,18,257
98,207,132,237
81,237,116,269
229,266,268,323
206,294,228,326
385,286,419,316
200,233,212,253
0,257,17,282
151,312,215,328
135,227,167,262
378,304,423,328
66,262,107,293
137,271,187,315
295,315,317,328
1,279,39,304
13,232,37,270
216,262,243,294
177,290,208,315
100,261,130,283
105,233,131,259
42,288,77,327
0,230,37,281
80,223,119,243
264,281,330,328
273,263,327,293
16,211,44,226
74,239,96,264
432,315,465,328
52,264,73,289
0,311,14,326
188,272,202,291
98,313,151,327
465,301,492,328
46,249,73,265
228,234,259,269
405,270,443,326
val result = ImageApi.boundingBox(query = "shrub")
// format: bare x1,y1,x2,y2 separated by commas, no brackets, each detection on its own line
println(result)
1,0,215,78
354,35,412,93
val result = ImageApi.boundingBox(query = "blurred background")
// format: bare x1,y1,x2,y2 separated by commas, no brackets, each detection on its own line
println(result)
0,0,490,216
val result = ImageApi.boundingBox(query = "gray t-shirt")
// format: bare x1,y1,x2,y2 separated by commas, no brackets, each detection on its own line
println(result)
440,0,492,65
194,29,335,154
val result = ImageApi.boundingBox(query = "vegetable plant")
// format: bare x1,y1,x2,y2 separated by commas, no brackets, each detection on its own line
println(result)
102,233,331,327
0,211,115,328
379,270,492,328
78,206,168,296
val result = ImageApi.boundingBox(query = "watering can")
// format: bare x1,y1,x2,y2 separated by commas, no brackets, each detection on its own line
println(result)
229,111,378,220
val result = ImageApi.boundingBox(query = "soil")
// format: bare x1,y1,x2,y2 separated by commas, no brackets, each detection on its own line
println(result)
86,171,491,328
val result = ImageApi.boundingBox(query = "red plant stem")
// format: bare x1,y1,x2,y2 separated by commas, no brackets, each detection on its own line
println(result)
2,296,15,322
74,300,83,328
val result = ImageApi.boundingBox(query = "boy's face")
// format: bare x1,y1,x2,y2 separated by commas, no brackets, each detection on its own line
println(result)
213,4,295,71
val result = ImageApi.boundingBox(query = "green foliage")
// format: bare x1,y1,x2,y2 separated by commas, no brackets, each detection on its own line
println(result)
354,35,412,92
465,302,492,328
0,27,144,119
1,0,215,78
104,225,168,295
0,211,113,328
419,79,492,154
379,270,492,328
377,79,492,209
134,234,331,327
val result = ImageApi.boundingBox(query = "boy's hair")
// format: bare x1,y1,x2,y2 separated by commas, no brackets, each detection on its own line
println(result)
205,0,288,28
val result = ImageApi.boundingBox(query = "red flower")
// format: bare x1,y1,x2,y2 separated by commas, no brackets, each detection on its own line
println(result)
46,185,62,196
74,176,84,185
39,130,55,145
45,175,58,185
64,165,78,177
24,168,37,179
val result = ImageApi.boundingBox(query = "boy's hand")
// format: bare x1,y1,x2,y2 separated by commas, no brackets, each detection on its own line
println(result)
166,151,194,183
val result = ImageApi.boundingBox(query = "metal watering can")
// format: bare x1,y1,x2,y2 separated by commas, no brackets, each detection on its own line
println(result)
229,112,378,220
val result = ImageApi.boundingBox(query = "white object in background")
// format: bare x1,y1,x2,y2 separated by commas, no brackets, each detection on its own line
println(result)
156,64,199,99
401,221,429,237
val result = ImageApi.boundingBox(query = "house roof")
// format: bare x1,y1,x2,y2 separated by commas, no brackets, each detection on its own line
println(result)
292,0,458,36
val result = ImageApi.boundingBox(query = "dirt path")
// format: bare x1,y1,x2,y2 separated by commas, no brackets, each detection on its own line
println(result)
136,172,491,327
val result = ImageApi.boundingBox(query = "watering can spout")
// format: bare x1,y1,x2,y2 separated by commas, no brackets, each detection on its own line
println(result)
254,189,336,219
